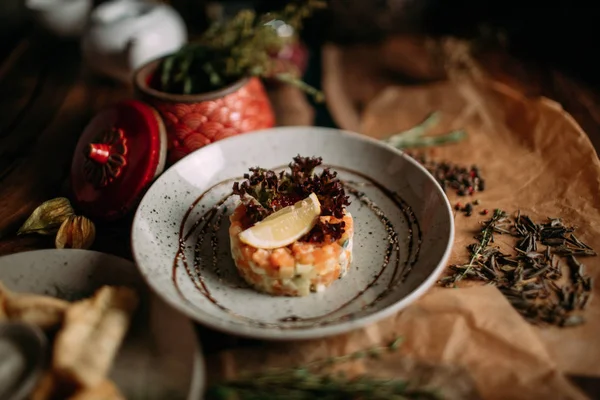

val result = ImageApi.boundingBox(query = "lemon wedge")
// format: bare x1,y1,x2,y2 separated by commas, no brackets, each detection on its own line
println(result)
239,193,321,249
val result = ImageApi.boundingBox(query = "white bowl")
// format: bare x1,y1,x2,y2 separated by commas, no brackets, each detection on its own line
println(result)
131,127,454,340
25,0,93,38
81,0,187,82
0,250,204,399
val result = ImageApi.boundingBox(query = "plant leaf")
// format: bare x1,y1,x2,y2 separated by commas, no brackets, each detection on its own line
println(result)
18,197,75,236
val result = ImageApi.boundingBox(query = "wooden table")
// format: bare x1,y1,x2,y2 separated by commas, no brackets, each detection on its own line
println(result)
1,32,599,397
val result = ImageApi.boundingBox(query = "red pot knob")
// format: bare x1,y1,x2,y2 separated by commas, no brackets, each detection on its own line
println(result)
71,100,167,221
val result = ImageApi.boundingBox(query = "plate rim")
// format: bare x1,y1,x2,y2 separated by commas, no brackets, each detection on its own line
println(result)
0,248,206,399
131,126,455,340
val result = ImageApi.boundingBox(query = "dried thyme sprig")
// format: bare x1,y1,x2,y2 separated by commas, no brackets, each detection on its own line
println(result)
439,210,595,327
205,337,442,400
445,209,508,286
156,0,326,98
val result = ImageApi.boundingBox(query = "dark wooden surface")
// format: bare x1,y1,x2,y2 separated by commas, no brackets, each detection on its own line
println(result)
1,31,600,398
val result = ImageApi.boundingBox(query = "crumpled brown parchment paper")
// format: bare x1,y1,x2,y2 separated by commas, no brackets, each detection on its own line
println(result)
359,79,600,380
210,44,599,399
207,286,587,399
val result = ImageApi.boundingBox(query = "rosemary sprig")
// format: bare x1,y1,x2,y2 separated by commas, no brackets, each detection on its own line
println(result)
383,112,466,150
388,130,466,149
205,337,442,400
390,112,441,140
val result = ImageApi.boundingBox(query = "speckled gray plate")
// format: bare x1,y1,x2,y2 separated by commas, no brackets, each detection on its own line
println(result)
132,127,454,340
0,249,205,399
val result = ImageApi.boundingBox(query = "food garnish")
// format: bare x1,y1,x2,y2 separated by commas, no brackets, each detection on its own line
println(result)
232,155,351,243
230,156,354,296
238,193,321,249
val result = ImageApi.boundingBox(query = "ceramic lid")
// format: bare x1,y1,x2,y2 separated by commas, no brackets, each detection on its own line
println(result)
71,100,167,221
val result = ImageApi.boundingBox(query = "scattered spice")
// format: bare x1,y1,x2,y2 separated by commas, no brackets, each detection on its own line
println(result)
463,203,473,216
439,210,596,327
205,337,443,400
232,156,351,243
453,201,484,217
382,113,482,215
406,152,485,198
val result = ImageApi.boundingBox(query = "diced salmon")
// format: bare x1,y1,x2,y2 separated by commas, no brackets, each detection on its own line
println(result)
229,203,354,296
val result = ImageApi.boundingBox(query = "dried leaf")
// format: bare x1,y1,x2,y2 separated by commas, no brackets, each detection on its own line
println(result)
55,216,96,250
18,197,75,235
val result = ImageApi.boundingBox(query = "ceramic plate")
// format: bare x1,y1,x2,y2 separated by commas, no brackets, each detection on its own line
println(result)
0,249,204,399
132,127,454,340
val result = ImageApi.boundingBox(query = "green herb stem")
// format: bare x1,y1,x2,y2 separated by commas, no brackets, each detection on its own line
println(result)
387,112,440,141
451,209,506,286
203,337,439,400
387,129,466,149
382,112,466,150
274,73,324,102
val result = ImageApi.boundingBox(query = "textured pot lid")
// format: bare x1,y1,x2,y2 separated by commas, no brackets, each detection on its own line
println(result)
70,100,167,221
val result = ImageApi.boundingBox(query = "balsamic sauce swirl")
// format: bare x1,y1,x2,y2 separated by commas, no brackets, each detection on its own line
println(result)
170,165,422,329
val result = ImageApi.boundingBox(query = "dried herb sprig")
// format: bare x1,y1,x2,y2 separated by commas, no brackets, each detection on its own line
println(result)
384,112,466,149
447,209,508,285
155,0,325,98
232,155,351,243
381,114,482,199
205,337,442,400
439,210,595,327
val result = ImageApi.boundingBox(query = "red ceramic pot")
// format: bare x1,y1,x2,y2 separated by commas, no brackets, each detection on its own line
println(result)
134,59,276,164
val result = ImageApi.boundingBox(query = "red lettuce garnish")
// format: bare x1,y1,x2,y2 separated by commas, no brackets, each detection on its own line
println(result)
302,220,346,243
232,155,351,243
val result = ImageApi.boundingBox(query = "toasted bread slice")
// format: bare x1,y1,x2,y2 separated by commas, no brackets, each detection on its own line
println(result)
0,281,69,330
52,286,139,388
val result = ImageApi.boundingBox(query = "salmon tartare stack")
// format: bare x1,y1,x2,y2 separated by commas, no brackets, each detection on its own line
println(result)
229,156,353,297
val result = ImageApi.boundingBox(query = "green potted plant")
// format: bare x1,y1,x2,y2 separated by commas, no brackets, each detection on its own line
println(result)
134,0,325,163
